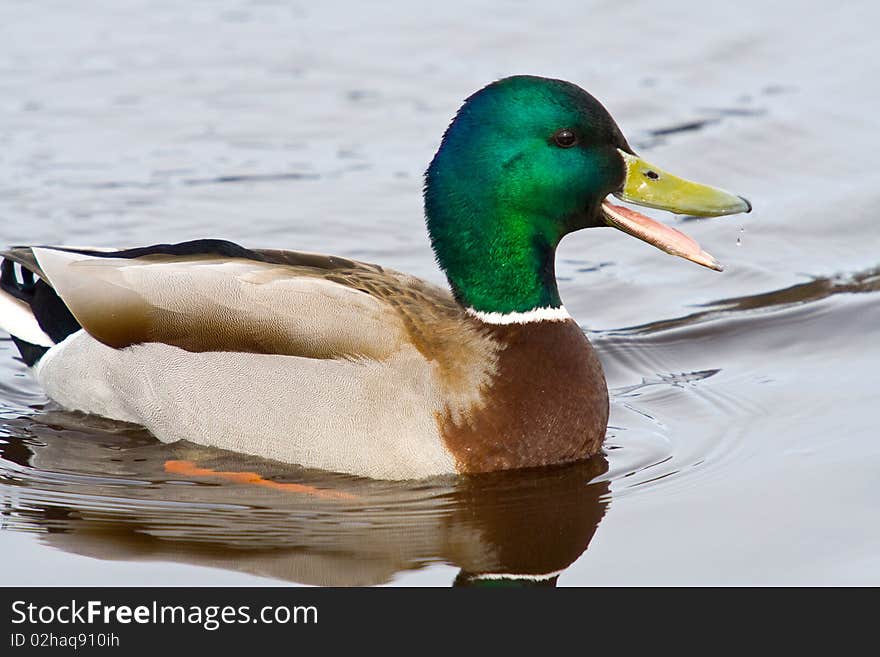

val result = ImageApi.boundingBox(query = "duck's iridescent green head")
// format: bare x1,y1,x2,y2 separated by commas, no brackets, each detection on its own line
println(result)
424,75,751,316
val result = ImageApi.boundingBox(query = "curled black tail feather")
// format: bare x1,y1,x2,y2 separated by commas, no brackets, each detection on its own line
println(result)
1,254,81,365
0,258,36,301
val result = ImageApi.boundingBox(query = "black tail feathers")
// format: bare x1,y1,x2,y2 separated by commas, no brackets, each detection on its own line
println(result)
1,256,81,366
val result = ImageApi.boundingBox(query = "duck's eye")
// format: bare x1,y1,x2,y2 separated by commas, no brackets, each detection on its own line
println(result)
552,129,578,148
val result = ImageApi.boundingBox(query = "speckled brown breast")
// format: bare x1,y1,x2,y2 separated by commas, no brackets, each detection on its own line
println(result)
439,319,609,473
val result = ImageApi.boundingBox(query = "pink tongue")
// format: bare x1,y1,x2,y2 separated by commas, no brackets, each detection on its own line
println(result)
601,201,722,271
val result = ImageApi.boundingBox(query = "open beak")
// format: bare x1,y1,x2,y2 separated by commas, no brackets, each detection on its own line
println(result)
601,149,751,271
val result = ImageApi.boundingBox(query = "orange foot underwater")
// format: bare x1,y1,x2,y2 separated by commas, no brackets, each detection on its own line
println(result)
164,460,358,501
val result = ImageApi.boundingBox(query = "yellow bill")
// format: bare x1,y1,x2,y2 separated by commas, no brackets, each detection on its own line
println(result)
602,149,751,271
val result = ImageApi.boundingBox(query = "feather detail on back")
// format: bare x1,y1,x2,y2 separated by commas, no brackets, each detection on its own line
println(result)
33,248,408,360
27,242,501,424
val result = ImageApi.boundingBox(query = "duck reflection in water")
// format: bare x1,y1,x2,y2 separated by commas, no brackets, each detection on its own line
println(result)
0,412,609,587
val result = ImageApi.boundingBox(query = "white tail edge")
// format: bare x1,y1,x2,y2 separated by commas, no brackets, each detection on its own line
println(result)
0,289,54,347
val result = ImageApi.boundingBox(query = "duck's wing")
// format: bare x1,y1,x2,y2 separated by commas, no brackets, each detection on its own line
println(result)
18,239,463,361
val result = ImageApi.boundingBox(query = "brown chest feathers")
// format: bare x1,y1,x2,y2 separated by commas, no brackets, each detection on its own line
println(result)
438,319,609,474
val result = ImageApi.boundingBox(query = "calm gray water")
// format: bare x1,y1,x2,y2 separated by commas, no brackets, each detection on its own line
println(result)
1,0,878,585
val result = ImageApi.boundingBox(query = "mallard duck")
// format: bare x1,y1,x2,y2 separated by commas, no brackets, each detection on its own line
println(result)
0,76,750,480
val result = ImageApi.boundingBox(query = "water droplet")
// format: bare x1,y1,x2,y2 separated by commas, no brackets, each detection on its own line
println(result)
736,226,744,246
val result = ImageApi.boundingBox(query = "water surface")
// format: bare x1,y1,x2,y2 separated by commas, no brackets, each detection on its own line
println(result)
1,0,878,585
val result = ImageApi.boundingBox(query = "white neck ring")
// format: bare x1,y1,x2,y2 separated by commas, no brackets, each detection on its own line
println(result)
465,305,571,325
